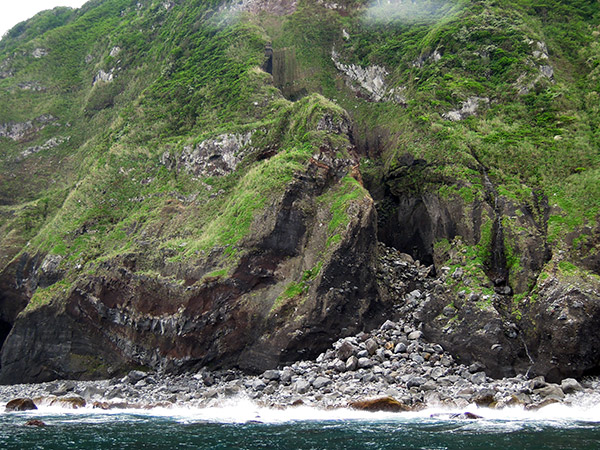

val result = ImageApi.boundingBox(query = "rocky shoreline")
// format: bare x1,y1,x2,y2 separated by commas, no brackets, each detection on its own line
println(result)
2,317,598,415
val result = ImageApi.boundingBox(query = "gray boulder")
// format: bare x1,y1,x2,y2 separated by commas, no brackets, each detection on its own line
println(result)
561,378,583,394
313,377,331,389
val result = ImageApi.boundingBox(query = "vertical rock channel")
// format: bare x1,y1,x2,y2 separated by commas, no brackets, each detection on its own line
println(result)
0,319,11,369
482,170,510,291
476,159,511,295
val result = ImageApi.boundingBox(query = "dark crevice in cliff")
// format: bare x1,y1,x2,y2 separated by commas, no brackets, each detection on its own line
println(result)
264,44,306,101
0,319,11,365
472,152,510,292
488,206,509,288
582,365,600,377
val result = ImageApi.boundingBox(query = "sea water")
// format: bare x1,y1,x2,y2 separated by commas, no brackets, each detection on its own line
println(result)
2,399,600,449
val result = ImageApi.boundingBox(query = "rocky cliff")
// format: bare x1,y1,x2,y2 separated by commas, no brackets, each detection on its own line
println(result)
0,0,598,384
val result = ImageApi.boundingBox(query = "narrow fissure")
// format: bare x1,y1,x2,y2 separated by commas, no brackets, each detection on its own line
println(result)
477,159,510,291
0,319,12,368
489,212,509,287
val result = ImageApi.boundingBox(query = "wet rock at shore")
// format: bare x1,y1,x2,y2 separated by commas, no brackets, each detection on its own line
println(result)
36,395,86,409
561,378,583,394
349,397,416,412
6,398,37,411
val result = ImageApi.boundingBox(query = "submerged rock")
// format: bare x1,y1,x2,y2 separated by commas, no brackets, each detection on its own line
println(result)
25,419,46,427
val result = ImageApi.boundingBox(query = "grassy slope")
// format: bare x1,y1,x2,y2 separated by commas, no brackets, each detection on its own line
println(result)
1,0,368,311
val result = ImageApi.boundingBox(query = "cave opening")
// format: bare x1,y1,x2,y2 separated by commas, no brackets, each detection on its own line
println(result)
374,195,437,271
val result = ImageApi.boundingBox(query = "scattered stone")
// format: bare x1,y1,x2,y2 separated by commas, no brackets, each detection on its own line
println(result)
406,377,426,389
380,320,396,331
312,377,331,390
471,372,487,385
79,384,105,400
52,380,76,396
262,370,280,381
508,393,532,406
526,398,560,410
469,362,485,373
345,356,358,372
251,379,266,391
294,379,311,394
473,390,496,407
451,412,483,420
407,331,422,340
528,376,547,390
45,395,86,409
535,384,565,400
358,357,374,369
365,338,378,355
127,370,147,384
201,372,215,386
333,359,346,373
337,340,357,360
394,342,407,354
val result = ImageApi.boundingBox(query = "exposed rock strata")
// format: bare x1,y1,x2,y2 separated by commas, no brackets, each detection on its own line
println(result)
223,0,297,15
93,69,114,85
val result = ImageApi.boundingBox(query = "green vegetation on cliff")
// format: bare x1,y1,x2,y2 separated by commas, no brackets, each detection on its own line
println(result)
0,0,598,382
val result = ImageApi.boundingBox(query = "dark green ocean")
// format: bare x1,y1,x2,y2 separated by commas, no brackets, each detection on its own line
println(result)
2,401,600,449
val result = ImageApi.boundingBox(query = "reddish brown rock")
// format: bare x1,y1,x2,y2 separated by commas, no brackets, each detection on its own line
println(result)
25,419,46,427
349,397,414,412
6,398,37,412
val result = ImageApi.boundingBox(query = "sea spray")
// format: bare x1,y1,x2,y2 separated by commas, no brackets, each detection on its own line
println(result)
5,394,600,424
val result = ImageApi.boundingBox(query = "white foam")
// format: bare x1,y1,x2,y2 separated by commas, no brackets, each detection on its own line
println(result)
5,397,600,426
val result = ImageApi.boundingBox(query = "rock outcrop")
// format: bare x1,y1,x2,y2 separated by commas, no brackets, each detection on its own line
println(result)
162,132,253,177
331,49,406,103
442,97,489,121
520,263,600,382
0,115,58,142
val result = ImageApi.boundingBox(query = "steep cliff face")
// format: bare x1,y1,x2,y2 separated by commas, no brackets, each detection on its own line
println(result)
0,0,599,383
0,176,383,382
